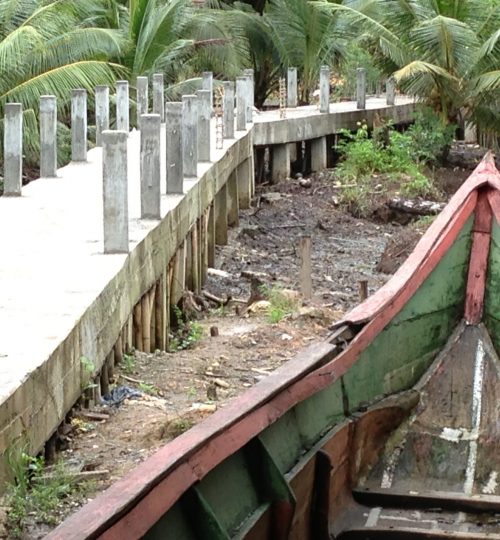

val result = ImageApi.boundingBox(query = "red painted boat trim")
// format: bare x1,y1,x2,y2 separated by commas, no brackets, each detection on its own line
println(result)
464,190,493,324
48,154,500,540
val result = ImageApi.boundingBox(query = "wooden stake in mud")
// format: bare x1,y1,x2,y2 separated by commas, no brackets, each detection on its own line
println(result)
149,287,156,351
279,77,287,119
299,235,312,299
106,350,114,383
358,279,368,302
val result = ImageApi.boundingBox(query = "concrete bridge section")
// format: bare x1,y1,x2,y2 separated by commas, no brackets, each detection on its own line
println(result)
0,74,416,485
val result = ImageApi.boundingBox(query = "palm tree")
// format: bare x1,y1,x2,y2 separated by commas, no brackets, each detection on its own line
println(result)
0,0,125,163
317,0,500,143
122,0,245,90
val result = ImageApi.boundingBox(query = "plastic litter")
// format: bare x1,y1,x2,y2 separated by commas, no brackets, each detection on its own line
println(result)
101,385,142,407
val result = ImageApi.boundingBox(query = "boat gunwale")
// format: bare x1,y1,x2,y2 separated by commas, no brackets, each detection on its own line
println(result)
47,154,500,540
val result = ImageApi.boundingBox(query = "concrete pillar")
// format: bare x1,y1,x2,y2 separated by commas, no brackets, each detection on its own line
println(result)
116,80,129,132
95,86,109,147
136,76,148,127
287,67,298,108
215,184,228,245
356,68,366,110
243,69,254,123
236,158,252,209
3,103,22,196
152,73,165,121
202,71,213,113
272,143,290,182
227,171,239,227
311,136,327,172
102,130,129,253
223,81,235,139
320,66,330,113
40,95,57,178
71,89,87,162
165,102,183,194
386,77,396,106
236,76,246,131
140,114,161,220
182,94,198,177
197,89,211,162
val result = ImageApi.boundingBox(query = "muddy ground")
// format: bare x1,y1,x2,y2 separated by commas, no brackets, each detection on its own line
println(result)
4,161,472,539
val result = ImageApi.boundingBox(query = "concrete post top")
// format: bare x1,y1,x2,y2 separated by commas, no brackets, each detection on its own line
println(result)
288,67,297,73
197,89,211,97
357,67,366,73
72,89,87,96
166,102,182,115
243,68,254,77
140,113,161,123
153,73,164,81
320,65,329,72
202,71,213,78
102,130,128,143
40,96,56,111
95,85,109,90
236,76,246,81
116,80,129,87
5,102,22,111
137,76,148,82
223,81,234,89
182,94,197,101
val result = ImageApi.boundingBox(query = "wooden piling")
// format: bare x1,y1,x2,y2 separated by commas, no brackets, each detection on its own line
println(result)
114,334,123,365
359,280,368,302
133,302,143,351
149,287,156,351
299,235,312,300
207,203,216,267
142,293,151,353
215,184,228,245
106,351,114,383
192,224,200,294
100,361,110,396
155,277,164,350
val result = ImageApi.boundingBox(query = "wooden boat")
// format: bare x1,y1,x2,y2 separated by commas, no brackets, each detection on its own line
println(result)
48,153,500,540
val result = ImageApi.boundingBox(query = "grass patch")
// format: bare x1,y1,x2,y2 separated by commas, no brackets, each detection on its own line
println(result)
5,450,93,537
261,286,299,324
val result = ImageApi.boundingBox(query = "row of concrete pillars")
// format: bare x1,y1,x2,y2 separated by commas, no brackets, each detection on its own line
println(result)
2,70,256,251
285,66,396,111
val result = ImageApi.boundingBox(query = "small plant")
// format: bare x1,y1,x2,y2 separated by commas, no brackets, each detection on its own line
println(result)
122,353,136,374
261,286,299,324
5,449,92,537
169,306,203,351
138,382,158,395
80,356,97,391
168,418,194,438
186,386,197,398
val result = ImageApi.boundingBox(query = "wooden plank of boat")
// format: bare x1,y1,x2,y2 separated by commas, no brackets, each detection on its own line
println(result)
47,153,500,540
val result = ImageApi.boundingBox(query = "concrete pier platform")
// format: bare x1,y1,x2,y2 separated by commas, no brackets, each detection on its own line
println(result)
0,95,416,482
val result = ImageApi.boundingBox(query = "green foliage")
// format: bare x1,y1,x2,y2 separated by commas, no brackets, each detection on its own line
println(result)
122,353,136,374
335,42,383,100
406,107,456,164
261,285,298,324
170,306,203,351
5,450,92,537
335,117,442,217
0,0,125,165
